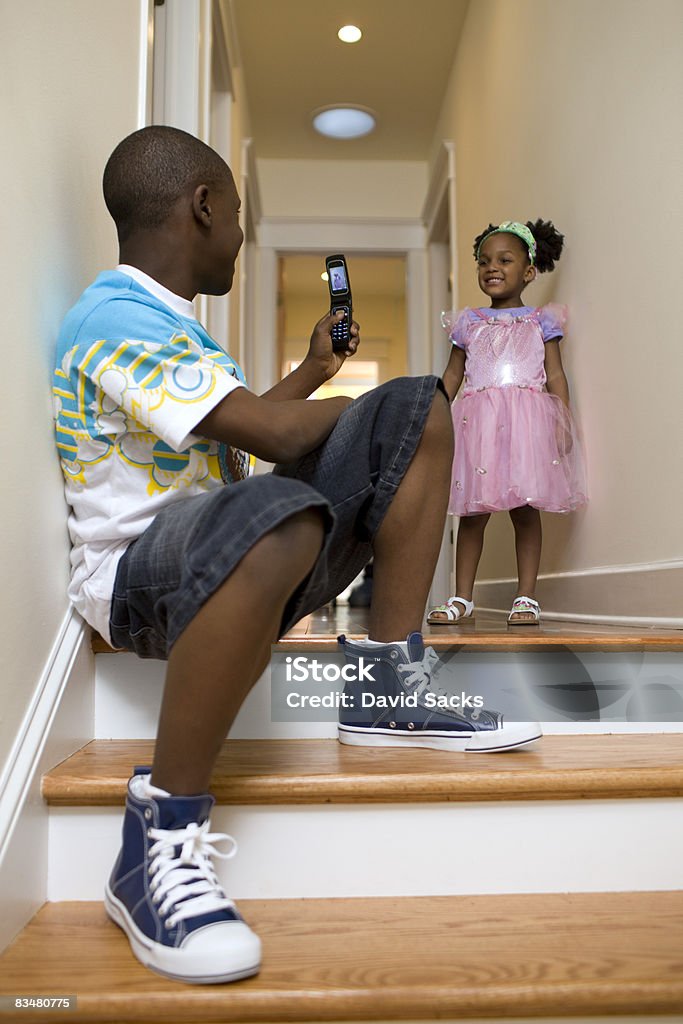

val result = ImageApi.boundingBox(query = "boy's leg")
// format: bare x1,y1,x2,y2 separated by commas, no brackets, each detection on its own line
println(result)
275,375,541,752
152,508,324,795
105,496,327,984
369,389,453,639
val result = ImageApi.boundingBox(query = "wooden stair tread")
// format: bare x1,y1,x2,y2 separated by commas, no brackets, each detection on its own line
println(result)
1,894,682,1020
92,618,683,653
42,735,683,805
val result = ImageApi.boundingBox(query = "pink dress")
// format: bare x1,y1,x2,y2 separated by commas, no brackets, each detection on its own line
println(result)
444,304,587,516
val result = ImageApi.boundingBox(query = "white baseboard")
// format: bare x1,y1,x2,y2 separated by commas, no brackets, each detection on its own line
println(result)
474,559,683,628
0,608,94,952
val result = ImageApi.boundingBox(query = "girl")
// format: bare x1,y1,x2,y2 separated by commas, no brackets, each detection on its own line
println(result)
428,219,587,626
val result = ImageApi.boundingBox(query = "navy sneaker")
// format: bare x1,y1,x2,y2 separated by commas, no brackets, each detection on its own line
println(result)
104,769,261,984
338,632,542,752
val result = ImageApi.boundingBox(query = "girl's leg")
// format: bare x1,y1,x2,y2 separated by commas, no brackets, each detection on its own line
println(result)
455,513,491,600
428,512,490,620
508,505,542,622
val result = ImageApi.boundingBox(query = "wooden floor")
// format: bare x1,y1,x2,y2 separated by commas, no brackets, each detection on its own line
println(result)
91,605,683,653
42,735,683,806
283,605,683,650
1,894,682,1021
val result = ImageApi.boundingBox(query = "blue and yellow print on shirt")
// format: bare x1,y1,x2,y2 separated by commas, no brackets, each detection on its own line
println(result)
53,271,248,499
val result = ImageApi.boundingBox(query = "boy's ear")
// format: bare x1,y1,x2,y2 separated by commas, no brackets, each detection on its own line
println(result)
191,184,212,227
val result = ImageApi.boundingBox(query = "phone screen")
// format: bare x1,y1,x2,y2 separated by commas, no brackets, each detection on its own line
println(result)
329,265,348,294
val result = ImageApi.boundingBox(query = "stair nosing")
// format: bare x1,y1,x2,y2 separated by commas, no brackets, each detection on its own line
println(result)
42,735,683,806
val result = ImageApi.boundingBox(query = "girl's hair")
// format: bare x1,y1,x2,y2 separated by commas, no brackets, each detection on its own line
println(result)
473,219,564,273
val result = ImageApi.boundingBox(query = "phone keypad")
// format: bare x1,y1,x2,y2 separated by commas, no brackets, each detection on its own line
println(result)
331,306,351,346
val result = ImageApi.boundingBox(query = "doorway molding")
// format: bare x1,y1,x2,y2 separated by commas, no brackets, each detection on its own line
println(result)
421,140,458,604
249,218,429,395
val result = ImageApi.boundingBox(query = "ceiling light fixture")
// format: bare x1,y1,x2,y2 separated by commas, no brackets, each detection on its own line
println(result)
338,24,362,43
312,105,376,139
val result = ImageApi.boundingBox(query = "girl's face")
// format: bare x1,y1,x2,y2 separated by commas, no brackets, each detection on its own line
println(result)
476,233,536,307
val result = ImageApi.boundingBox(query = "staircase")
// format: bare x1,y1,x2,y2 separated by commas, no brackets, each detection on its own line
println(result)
1,610,683,1022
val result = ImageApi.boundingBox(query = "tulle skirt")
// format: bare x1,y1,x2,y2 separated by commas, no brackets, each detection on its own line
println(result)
449,387,588,516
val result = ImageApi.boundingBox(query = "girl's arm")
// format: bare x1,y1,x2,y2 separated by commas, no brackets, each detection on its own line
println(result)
544,340,571,407
442,346,466,402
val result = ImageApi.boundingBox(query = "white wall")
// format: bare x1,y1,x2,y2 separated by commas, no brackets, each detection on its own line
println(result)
0,0,147,780
432,0,683,619
257,158,427,220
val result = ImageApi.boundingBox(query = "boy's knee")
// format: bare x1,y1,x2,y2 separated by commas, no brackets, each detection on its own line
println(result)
274,507,326,547
244,507,325,578
420,385,453,450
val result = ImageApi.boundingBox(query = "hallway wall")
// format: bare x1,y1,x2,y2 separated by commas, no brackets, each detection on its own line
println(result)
0,0,147,781
256,159,427,220
432,0,683,619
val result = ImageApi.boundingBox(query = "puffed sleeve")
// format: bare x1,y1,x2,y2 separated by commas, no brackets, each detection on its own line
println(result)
538,303,568,342
440,308,471,350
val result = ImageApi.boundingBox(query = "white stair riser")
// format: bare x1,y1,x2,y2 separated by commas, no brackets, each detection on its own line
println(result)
48,797,683,901
95,653,683,739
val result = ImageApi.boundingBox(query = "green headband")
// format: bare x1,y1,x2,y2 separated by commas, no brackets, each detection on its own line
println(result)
477,221,537,265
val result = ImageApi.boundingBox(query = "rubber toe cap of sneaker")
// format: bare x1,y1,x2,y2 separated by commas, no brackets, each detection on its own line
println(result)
466,722,542,751
163,921,262,981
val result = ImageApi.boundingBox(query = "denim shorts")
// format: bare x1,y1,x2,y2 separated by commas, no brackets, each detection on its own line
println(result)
109,374,445,659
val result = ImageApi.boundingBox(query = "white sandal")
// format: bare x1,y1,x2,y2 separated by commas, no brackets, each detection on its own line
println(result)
426,596,474,625
507,596,541,626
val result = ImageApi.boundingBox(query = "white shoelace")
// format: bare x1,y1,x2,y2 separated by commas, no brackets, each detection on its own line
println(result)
398,647,481,719
398,647,451,700
147,820,237,929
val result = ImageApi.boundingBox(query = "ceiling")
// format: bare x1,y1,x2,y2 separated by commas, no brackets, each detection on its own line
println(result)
230,0,469,161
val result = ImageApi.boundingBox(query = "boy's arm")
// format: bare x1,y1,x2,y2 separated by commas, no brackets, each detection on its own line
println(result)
262,310,360,401
196,388,351,463
442,346,466,402
544,340,571,406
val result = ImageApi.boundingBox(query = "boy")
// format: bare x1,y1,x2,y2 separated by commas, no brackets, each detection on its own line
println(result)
54,126,539,984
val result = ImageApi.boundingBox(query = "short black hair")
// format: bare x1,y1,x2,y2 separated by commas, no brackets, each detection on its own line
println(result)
103,125,232,242
473,219,565,273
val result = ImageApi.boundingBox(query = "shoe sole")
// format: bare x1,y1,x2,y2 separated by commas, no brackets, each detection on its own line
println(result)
104,885,261,984
426,616,476,626
338,724,542,752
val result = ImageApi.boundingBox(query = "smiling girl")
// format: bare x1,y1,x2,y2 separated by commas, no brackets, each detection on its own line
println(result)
428,219,587,626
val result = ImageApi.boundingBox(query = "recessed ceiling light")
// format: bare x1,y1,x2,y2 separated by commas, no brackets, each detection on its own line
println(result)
338,25,362,43
312,106,376,139
321,271,329,281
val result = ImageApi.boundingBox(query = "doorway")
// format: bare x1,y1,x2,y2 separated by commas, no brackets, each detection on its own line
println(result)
278,254,408,399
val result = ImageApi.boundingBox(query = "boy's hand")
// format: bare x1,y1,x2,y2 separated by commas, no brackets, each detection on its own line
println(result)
306,310,360,380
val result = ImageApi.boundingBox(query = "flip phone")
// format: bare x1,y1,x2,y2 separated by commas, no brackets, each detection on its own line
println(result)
325,254,353,351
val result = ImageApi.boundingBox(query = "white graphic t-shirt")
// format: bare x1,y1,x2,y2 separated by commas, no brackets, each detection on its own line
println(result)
53,267,247,643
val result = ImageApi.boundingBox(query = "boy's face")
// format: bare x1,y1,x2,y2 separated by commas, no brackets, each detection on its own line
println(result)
200,174,244,295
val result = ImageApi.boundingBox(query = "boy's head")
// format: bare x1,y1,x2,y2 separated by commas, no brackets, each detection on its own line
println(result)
103,126,243,295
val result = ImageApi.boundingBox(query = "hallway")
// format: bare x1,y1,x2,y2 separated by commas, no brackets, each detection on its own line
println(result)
1,0,683,1017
